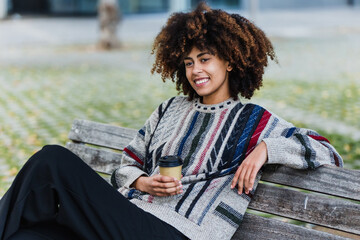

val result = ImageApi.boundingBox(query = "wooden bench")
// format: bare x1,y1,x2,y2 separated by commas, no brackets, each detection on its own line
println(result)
67,119,360,240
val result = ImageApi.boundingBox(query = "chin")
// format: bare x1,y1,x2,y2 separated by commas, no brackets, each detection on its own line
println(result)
194,91,208,97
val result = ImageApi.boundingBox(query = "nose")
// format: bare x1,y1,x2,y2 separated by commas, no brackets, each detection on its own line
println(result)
192,63,202,74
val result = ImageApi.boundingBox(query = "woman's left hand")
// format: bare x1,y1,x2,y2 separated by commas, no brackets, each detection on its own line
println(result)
231,141,268,195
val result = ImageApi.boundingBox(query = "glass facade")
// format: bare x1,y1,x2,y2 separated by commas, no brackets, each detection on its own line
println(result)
10,0,51,14
9,0,98,15
6,0,357,16
50,0,98,14
191,0,241,9
8,0,240,15
119,0,169,14
8,0,171,15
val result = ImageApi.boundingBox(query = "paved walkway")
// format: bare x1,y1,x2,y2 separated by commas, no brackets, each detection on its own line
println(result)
1,7,360,47
1,7,360,79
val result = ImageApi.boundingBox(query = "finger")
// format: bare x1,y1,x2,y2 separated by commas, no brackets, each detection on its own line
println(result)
154,185,180,196
153,186,172,196
176,181,183,195
166,185,183,194
247,168,258,192
161,181,181,189
237,165,248,195
176,187,183,195
155,180,182,191
153,174,169,183
231,165,243,189
155,192,167,197
243,165,254,194
162,187,183,196
152,176,174,186
157,175,177,183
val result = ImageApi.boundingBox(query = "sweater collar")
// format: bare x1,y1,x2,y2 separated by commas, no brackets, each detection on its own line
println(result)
193,97,240,113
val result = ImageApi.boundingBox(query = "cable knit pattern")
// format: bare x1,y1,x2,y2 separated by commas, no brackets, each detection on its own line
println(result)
112,96,343,240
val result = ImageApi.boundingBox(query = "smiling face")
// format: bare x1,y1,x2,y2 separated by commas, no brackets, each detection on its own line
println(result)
184,47,232,104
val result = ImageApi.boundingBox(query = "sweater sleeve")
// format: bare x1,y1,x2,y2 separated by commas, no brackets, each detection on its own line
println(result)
261,113,343,170
111,100,166,189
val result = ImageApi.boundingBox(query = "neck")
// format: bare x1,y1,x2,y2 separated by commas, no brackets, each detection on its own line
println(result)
202,95,231,105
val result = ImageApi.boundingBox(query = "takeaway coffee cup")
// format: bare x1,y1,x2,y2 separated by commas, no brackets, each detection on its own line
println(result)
159,156,183,180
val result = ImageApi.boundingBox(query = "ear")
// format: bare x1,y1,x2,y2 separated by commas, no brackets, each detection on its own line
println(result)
227,64,233,72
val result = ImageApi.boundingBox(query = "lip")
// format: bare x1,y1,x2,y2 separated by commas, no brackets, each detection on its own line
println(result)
194,77,210,86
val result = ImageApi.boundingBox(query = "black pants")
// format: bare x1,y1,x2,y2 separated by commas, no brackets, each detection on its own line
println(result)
0,145,187,240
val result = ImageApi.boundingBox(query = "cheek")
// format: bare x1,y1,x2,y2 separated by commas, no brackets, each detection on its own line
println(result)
185,69,192,82
216,65,229,80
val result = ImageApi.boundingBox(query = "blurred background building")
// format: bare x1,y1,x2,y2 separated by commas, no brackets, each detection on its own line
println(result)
0,0,359,18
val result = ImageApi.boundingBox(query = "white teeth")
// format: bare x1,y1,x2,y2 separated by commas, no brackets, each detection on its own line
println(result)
195,78,209,84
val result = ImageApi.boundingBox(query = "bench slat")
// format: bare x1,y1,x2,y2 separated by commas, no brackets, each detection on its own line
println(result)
66,142,122,174
232,213,348,240
67,120,360,202
68,119,137,150
261,165,360,201
65,119,360,239
66,142,360,235
248,183,360,235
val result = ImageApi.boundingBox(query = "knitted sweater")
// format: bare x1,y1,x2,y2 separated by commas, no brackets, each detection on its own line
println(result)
112,96,343,240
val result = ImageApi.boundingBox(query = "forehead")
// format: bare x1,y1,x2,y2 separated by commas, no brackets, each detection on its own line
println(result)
187,47,203,56
185,47,213,59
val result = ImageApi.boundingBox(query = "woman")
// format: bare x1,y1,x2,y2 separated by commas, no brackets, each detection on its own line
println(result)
0,3,342,240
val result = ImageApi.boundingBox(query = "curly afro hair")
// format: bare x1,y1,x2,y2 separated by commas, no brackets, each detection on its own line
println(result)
151,2,276,100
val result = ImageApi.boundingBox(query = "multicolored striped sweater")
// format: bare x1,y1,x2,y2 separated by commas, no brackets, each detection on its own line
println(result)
112,96,343,240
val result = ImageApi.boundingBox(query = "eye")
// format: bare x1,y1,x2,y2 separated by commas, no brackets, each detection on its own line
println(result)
184,61,193,67
201,58,209,63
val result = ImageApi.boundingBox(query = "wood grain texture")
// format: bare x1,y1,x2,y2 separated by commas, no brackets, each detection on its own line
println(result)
261,164,360,201
65,120,360,239
68,119,137,150
232,213,349,240
248,183,360,235
68,120,360,200
66,142,122,174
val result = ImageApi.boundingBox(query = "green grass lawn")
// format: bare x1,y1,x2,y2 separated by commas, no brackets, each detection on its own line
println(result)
0,64,177,194
257,79,360,129
254,79,360,169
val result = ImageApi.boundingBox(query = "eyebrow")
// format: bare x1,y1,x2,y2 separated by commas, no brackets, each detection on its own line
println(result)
184,52,211,60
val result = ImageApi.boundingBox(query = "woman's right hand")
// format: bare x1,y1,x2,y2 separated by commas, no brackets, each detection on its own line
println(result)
132,175,183,196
